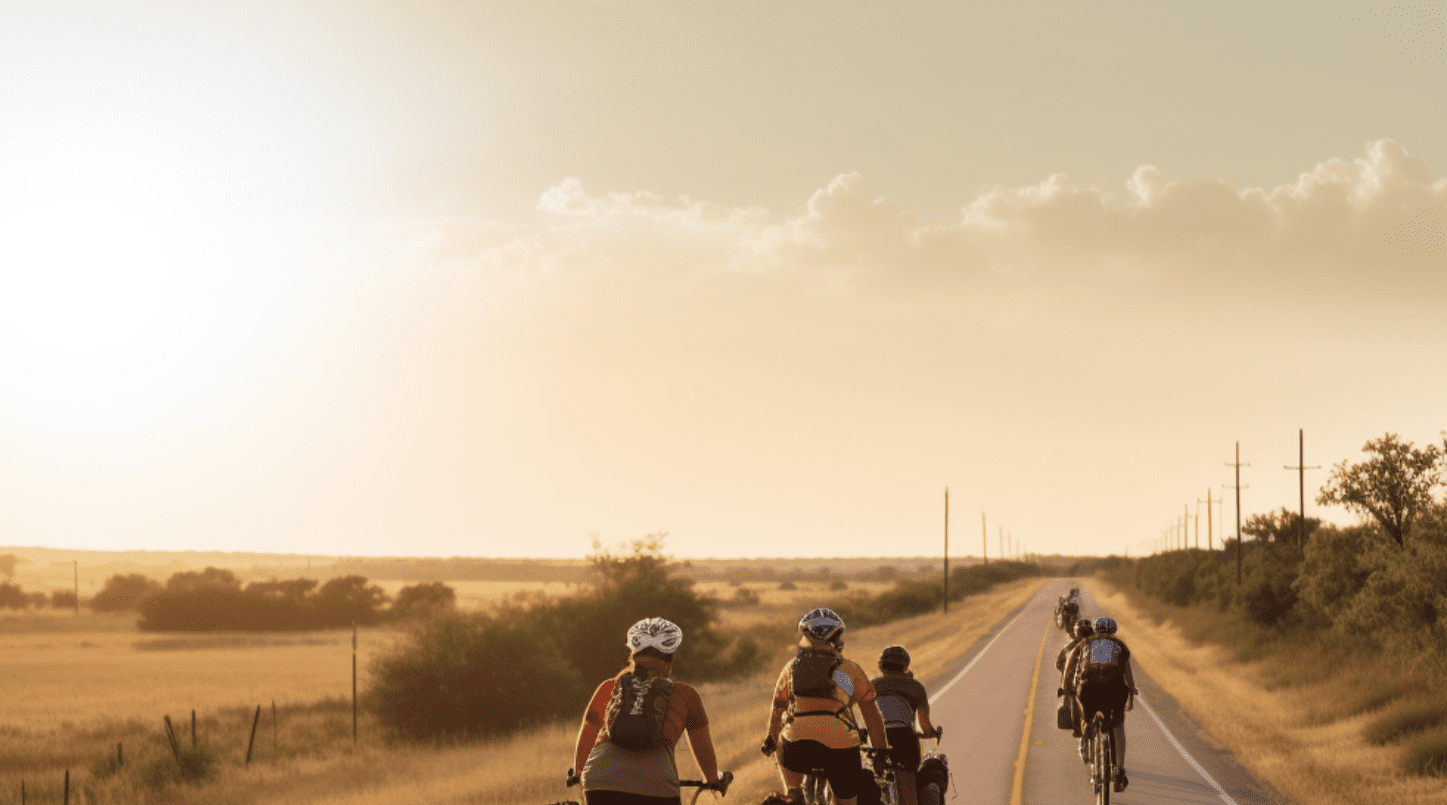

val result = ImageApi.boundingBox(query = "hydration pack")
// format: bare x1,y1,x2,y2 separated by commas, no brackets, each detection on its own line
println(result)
791,647,843,699
605,671,674,751
1076,636,1126,687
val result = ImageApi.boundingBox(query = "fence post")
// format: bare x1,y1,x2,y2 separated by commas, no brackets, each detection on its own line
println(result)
245,705,261,766
63,769,69,805
192,709,197,747
272,700,277,753
163,715,182,765
118,741,124,767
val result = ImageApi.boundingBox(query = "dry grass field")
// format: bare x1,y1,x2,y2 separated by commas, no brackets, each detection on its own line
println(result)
1094,580,1447,805
0,563,1045,805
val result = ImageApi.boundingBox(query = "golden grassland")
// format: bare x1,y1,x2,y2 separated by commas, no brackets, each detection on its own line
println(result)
1093,580,1447,805
1,577,1046,804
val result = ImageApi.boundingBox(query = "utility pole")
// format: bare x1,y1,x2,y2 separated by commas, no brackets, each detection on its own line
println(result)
943,488,949,614
1194,504,1200,550
999,526,1004,563
1283,428,1321,553
981,512,988,567
73,560,79,616
1225,442,1250,585
1198,490,1221,551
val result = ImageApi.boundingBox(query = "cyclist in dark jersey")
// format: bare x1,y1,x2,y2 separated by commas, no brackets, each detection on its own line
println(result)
869,645,938,805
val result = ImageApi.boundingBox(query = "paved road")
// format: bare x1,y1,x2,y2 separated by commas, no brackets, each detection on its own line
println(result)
915,581,1286,805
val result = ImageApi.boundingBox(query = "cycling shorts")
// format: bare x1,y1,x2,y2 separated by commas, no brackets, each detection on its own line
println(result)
1077,682,1128,725
883,726,921,772
779,738,863,801
583,792,682,805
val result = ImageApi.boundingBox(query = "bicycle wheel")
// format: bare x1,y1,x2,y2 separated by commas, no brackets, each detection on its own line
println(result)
1094,716,1112,805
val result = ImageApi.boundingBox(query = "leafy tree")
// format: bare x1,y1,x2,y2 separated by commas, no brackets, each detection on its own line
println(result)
0,581,29,609
1317,433,1443,547
1242,507,1321,549
92,573,163,612
51,590,78,609
314,575,390,627
0,553,18,579
390,581,457,621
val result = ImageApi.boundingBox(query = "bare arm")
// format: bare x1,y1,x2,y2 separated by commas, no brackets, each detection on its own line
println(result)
573,709,602,779
916,702,935,736
860,699,890,752
686,724,721,784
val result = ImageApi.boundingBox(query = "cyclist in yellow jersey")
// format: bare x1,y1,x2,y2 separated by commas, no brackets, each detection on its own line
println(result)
761,608,890,805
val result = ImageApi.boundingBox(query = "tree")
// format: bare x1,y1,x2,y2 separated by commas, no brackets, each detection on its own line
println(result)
0,553,19,579
1242,508,1321,546
390,581,457,621
1317,433,1443,547
92,573,163,612
314,575,390,627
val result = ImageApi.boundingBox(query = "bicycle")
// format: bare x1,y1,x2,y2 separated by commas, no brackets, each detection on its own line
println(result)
915,728,948,805
551,769,734,805
1084,711,1117,805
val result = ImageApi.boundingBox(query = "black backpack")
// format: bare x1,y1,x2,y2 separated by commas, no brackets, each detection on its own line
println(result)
605,671,674,751
791,647,842,698
1076,636,1127,687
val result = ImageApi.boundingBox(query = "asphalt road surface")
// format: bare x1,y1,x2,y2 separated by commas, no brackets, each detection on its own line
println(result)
914,581,1286,805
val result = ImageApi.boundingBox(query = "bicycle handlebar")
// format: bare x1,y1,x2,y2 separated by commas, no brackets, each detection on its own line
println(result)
680,771,734,795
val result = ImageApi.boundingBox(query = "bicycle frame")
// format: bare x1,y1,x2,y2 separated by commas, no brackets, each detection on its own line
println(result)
1087,712,1117,805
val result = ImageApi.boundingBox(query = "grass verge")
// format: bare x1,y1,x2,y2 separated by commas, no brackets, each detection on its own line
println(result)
1091,579,1447,804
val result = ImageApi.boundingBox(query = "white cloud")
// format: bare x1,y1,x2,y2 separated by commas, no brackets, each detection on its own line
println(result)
386,139,1446,304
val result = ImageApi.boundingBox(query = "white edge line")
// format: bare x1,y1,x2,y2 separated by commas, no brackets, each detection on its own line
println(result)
928,590,1040,705
1137,693,1241,805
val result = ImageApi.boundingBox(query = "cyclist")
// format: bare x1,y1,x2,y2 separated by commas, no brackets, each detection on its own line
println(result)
761,607,890,805
572,618,721,805
1063,616,1137,793
870,645,939,805
1055,618,1094,736
1058,596,1081,630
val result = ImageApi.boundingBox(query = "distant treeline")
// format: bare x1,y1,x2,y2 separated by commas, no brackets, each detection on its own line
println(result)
85,568,455,630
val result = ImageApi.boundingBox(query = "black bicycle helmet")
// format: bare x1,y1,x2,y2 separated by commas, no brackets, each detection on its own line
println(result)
879,644,911,670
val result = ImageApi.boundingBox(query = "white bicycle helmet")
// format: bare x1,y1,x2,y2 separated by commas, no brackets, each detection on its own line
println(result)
798,607,846,644
626,617,683,655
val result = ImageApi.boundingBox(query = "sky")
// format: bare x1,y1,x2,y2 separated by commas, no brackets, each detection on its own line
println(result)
1,1,1445,561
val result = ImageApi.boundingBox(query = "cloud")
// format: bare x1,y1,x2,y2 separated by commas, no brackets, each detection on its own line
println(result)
384,139,1447,305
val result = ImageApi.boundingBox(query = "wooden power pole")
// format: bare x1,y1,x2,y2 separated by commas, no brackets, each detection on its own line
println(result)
1225,442,1250,585
943,488,949,614
1283,428,1320,553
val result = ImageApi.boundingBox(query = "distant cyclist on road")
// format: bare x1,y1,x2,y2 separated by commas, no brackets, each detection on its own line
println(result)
1055,618,1094,736
870,645,940,805
1063,616,1137,793
761,607,890,805
572,618,722,805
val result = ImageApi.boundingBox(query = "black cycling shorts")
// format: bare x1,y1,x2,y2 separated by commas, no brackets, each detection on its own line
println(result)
883,726,921,772
583,792,682,805
779,738,863,801
1077,682,1128,725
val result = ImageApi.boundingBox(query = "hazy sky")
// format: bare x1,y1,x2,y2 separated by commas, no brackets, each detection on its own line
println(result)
2,1,1445,560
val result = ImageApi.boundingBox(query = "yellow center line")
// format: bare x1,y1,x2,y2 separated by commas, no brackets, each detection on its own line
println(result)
1010,621,1051,805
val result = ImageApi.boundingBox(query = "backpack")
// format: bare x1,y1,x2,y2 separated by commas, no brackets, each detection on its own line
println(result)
604,671,674,751
791,647,843,699
1076,636,1126,687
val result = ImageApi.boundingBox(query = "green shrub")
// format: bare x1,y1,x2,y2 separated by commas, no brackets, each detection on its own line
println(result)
369,611,583,741
368,534,765,741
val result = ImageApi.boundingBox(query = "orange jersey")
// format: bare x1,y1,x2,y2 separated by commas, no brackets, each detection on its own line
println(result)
773,655,877,749
584,677,708,750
